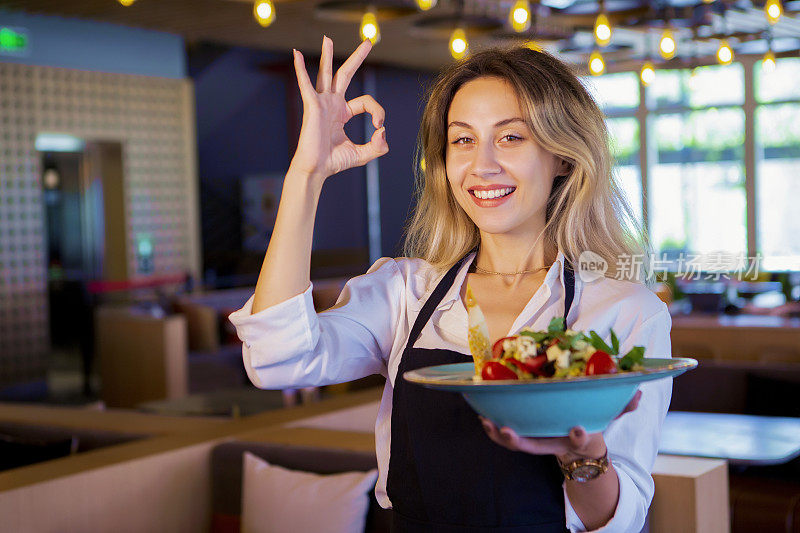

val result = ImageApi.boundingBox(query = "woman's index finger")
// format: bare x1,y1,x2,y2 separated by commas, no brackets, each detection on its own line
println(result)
333,39,373,94
292,49,316,101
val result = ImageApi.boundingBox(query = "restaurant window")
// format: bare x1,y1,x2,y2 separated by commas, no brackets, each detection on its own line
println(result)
584,73,643,229
585,71,640,113
607,117,643,228
755,58,800,270
649,64,744,108
647,65,746,260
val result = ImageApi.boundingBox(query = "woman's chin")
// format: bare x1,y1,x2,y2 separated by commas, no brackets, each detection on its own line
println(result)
473,222,521,236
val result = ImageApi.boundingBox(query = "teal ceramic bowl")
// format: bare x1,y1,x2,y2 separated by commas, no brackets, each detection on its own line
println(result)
403,357,697,437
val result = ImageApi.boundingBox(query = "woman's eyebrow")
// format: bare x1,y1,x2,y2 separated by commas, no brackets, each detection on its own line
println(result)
447,117,526,129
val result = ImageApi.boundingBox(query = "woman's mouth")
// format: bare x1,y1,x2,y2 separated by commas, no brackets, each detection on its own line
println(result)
468,186,516,207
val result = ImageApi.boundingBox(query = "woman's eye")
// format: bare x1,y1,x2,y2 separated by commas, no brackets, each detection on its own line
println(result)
502,134,523,142
452,137,473,144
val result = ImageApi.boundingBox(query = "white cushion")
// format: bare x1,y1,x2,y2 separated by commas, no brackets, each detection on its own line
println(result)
241,451,379,533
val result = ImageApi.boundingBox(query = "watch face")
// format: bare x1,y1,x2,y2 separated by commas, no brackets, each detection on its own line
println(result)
572,465,602,482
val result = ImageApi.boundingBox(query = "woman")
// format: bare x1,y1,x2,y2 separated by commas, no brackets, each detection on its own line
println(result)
230,36,671,532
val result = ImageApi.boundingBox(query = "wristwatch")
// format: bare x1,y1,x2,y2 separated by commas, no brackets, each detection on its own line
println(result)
558,450,609,482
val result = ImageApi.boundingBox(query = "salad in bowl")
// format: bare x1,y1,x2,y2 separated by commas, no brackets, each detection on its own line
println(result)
479,316,645,381
466,284,644,381
405,284,696,436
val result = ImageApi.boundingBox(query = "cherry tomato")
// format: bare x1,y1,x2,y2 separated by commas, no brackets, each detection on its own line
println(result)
586,350,618,376
521,354,548,375
504,358,532,378
492,336,518,360
481,361,519,380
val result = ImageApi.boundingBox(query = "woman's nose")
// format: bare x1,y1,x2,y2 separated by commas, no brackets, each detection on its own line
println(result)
469,143,502,176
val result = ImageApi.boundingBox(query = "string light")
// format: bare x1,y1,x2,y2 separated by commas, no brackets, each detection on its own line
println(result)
416,0,437,11
717,40,733,65
763,49,776,72
360,10,380,44
765,0,782,25
253,0,276,27
118,0,135,6
509,0,531,33
450,28,468,60
594,0,612,48
589,49,605,76
640,61,656,86
659,28,676,60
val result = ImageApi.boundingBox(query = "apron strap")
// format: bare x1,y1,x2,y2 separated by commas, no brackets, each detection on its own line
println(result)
406,250,475,349
563,260,575,327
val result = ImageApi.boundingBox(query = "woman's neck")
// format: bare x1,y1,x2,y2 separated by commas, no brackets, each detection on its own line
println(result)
474,232,557,274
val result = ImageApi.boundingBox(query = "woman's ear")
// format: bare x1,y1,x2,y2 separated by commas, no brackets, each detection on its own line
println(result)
555,158,572,177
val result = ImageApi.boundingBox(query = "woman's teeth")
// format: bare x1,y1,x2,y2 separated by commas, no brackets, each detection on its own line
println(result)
471,187,515,200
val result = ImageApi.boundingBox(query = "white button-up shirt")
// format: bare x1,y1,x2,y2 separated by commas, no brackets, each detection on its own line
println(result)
229,250,673,533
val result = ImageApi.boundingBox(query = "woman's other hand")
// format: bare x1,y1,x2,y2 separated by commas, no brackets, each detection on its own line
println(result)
479,389,642,462
290,36,389,182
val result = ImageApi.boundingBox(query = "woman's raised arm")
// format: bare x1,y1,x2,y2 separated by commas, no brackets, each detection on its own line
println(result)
252,35,388,314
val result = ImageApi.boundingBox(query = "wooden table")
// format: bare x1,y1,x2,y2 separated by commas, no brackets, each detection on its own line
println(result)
659,411,800,465
670,313,800,362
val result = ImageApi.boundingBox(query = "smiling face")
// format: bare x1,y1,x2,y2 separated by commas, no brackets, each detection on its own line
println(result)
445,76,567,239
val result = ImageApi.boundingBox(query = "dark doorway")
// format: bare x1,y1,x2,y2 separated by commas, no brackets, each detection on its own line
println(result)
40,140,125,397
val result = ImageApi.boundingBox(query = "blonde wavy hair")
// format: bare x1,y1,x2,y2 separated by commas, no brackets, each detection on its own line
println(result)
402,45,649,282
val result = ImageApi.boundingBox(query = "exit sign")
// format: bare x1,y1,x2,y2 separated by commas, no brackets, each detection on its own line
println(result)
0,26,29,56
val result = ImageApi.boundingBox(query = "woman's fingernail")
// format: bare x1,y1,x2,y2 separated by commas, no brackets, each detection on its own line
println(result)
574,428,584,438
380,127,385,141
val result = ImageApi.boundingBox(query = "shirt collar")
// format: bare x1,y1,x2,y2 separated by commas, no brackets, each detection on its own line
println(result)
432,249,569,311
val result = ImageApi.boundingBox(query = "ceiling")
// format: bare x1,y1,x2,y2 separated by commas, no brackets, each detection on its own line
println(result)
4,0,800,71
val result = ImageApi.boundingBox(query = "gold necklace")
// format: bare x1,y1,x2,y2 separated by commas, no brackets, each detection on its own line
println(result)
473,264,552,276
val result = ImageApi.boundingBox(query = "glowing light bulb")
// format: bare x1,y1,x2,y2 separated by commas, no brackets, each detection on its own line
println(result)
640,61,656,86
118,0,135,6
594,13,612,47
717,40,733,65
766,0,782,25
416,0,437,11
450,28,468,60
420,157,426,172
659,29,676,60
253,0,276,27
360,11,380,44
763,49,776,72
509,0,531,33
589,49,605,76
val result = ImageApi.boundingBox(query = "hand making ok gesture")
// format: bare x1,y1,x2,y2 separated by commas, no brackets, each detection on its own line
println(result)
290,36,389,182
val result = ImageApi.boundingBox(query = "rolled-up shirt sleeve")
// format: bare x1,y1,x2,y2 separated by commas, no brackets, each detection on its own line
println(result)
228,257,404,389
564,307,673,533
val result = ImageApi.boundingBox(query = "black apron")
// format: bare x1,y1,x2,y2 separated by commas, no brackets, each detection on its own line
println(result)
387,251,576,532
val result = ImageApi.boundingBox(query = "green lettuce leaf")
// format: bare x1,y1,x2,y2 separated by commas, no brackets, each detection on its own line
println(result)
548,317,565,334
588,331,613,354
619,346,645,370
